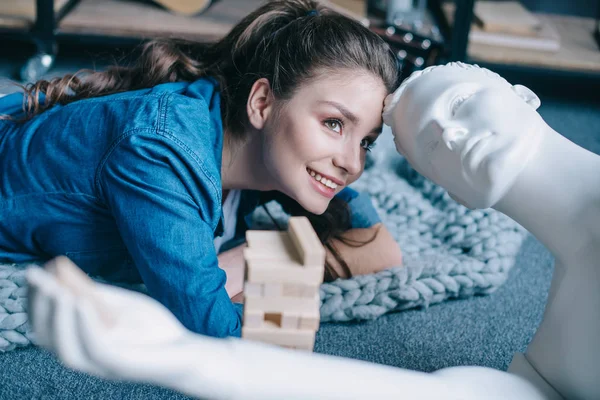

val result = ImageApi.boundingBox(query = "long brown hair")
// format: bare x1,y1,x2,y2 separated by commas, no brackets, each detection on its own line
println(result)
3,0,398,280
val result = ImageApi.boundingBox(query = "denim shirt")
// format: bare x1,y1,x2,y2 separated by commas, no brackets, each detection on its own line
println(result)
0,79,380,338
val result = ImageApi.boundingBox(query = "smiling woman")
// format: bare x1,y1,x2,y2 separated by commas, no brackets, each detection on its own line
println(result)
0,0,401,339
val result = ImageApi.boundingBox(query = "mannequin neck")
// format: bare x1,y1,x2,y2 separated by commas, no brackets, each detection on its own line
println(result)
495,124,600,259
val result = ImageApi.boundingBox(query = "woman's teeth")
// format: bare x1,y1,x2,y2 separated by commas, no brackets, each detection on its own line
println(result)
308,168,338,189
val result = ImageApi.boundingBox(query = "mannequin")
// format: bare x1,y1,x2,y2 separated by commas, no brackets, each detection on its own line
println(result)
28,61,595,399
383,61,599,400
26,257,544,399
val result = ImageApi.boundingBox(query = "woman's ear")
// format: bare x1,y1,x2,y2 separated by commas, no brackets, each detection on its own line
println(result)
512,84,541,110
247,78,274,130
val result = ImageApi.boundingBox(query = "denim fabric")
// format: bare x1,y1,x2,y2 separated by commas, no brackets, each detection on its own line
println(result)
0,79,380,339
335,187,382,229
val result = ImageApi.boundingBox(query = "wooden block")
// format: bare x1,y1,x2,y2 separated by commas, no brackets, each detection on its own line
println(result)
245,294,320,315
244,282,263,297
264,313,282,327
243,247,294,263
282,283,303,297
245,231,300,262
242,326,316,350
281,313,299,329
287,217,326,266
246,260,324,285
302,285,320,297
299,315,320,331
243,310,264,328
282,283,320,298
264,282,283,297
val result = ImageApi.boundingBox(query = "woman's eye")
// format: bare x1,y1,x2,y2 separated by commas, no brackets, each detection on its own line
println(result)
324,119,342,134
450,92,474,117
360,138,377,152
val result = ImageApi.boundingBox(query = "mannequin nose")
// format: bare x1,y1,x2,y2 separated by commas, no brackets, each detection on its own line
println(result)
442,127,469,151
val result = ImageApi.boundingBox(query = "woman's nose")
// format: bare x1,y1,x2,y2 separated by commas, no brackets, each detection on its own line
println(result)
333,144,362,177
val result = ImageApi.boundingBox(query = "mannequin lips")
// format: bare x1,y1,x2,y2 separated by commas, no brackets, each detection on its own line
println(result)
460,132,493,169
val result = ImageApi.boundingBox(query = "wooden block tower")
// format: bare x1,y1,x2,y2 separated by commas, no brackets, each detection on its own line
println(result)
241,216,325,350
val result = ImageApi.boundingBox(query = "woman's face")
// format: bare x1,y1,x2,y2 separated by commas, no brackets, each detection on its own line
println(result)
261,71,388,214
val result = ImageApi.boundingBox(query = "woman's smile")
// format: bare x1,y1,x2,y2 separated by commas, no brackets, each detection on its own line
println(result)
307,167,341,198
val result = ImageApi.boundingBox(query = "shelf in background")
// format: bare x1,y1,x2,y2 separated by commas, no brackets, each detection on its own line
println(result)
0,0,70,31
467,14,600,74
57,0,263,42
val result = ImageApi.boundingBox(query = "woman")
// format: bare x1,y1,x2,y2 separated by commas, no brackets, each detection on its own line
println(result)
0,0,403,338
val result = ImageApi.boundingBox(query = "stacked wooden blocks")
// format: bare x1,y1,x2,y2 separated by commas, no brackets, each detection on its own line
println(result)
241,216,325,351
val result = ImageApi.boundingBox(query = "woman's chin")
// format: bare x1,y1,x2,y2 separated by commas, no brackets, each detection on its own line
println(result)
297,197,329,215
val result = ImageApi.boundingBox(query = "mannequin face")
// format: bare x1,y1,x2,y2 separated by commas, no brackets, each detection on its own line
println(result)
384,64,543,209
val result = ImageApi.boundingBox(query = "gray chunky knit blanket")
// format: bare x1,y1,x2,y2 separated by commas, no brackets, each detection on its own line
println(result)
0,131,527,352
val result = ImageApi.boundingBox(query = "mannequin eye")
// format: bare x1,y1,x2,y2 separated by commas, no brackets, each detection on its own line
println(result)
450,92,475,117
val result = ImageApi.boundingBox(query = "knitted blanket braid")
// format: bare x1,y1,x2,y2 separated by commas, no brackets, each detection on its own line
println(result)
0,265,33,351
0,154,527,352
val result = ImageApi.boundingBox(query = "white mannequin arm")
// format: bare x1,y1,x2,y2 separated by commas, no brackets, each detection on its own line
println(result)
26,257,546,400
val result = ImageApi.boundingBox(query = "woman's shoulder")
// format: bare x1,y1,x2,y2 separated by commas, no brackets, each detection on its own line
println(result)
98,78,224,170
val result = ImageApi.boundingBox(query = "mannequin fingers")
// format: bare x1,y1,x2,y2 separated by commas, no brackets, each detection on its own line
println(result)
74,300,134,380
75,300,195,383
49,290,103,376
27,267,103,376
26,267,62,348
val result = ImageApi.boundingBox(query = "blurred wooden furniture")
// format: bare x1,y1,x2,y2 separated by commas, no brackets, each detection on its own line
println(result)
58,0,261,42
153,0,212,16
0,0,72,31
0,0,263,80
467,14,600,74
436,0,600,77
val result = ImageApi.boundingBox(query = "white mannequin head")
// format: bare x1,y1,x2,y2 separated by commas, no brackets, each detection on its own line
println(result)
383,62,544,209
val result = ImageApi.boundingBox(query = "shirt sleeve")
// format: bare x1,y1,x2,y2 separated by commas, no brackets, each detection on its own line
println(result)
0,92,29,118
98,131,242,338
336,187,382,229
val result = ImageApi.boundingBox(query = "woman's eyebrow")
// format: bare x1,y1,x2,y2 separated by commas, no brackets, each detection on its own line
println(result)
318,100,381,134
318,100,358,125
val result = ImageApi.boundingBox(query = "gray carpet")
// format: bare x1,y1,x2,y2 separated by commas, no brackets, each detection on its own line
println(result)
1,42,599,399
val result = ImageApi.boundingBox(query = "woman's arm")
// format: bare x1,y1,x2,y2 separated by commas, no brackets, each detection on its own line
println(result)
99,132,243,338
218,245,246,301
327,223,403,279
329,188,403,279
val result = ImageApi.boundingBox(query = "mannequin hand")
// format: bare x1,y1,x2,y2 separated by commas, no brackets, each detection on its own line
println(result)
26,257,195,383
